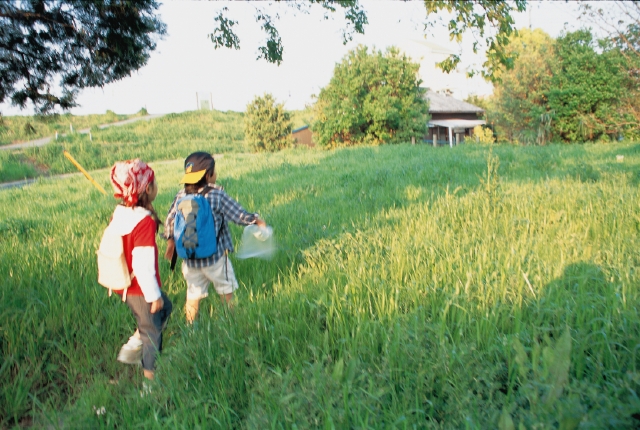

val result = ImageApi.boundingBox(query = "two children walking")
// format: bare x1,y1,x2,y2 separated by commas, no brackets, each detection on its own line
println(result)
105,152,264,380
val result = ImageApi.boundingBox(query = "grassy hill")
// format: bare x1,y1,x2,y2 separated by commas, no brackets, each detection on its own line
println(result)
0,110,142,146
1,142,639,428
0,110,247,183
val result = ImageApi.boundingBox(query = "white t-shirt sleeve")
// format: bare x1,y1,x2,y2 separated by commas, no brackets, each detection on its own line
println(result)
131,246,161,303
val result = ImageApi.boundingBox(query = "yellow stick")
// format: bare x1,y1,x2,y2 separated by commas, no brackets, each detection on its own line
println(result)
63,150,108,195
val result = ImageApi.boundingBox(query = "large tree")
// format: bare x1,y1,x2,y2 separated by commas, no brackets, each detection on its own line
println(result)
312,45,429,148
547,30,627,142
489,28,631,144
490,29,556,144
579,1,640,135
209,0,527,80
0,0,165,113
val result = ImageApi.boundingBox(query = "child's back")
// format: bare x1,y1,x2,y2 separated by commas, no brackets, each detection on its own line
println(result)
164,152,265,322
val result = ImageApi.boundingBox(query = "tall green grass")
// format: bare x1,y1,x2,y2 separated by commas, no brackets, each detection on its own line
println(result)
0,110,140,146
0,151,38,182
0,110,247,182
1,143,639,428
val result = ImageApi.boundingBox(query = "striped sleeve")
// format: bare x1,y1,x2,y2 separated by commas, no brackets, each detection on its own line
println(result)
215,191,259,226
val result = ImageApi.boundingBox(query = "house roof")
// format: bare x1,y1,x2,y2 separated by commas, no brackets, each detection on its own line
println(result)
425,89,484,114
292,125,309,134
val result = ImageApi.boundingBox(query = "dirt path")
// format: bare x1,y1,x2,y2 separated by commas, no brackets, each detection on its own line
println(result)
0,174,78,190
0,114,165,150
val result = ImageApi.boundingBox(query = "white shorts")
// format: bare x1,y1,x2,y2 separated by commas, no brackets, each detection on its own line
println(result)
181,256,239,300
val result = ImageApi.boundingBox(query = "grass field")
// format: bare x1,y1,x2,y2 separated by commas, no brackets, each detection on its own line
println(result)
1,141,640,428
0,110,143,147
0,110,246,183
0,108,318,183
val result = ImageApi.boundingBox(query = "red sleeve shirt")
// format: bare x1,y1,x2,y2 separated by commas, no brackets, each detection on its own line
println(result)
116,216,161,297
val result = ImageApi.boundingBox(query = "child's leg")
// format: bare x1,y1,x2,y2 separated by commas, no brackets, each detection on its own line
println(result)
182,261,210,323
208,255,239,309
126,291,172,378
185,299,200,324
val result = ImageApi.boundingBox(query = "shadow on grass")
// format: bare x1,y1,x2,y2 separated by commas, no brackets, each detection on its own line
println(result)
498,261,638,428
147,253,638,428
6,142,639,427
191,144,640,295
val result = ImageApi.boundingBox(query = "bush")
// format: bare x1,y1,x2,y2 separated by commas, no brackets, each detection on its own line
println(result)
473,126,495,144
244,94,292,152
312,45,429,148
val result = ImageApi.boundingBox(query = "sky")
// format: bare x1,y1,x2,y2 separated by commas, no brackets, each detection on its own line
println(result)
1,1,591,116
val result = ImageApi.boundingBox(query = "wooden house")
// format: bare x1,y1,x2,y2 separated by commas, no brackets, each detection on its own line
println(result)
425,89,486,147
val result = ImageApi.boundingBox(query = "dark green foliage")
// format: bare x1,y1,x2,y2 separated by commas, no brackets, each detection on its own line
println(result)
490,29,635,144
313,46,429,147
23,122,35,135
548,30,627,142
0,0,166,113
244,94,293,152
423,0,527,79
209,1,368,65
209,1,525,81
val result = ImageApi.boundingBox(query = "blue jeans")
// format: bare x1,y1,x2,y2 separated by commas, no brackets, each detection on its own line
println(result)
125,291,173,371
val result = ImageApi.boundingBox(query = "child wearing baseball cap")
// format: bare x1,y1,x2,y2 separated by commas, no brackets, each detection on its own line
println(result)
164,152,266,322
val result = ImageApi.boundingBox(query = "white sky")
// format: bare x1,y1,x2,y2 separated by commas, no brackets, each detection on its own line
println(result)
1,0,589,116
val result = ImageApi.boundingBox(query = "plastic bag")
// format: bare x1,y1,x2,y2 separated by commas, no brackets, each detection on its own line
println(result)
236,224,275,260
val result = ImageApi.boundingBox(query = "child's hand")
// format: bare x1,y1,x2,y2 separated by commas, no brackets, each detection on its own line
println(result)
255,218,267,228
150,297,164,314
164,238,175,260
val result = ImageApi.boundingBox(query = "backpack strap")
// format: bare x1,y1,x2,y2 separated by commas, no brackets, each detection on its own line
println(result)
200,185,225,250
170,247,177,271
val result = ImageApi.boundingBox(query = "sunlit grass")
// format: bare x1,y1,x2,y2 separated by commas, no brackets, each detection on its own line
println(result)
0,110,247,182
0,150,38,182
0,110,140,146
1,142,639,428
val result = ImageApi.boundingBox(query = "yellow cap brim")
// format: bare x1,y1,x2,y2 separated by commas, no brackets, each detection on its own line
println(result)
179,169,207,184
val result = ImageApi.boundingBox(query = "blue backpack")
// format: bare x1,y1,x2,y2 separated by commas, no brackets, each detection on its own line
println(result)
173,188,217,259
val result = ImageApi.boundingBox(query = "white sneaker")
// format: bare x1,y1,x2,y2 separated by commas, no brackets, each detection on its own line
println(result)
117,335,142,365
